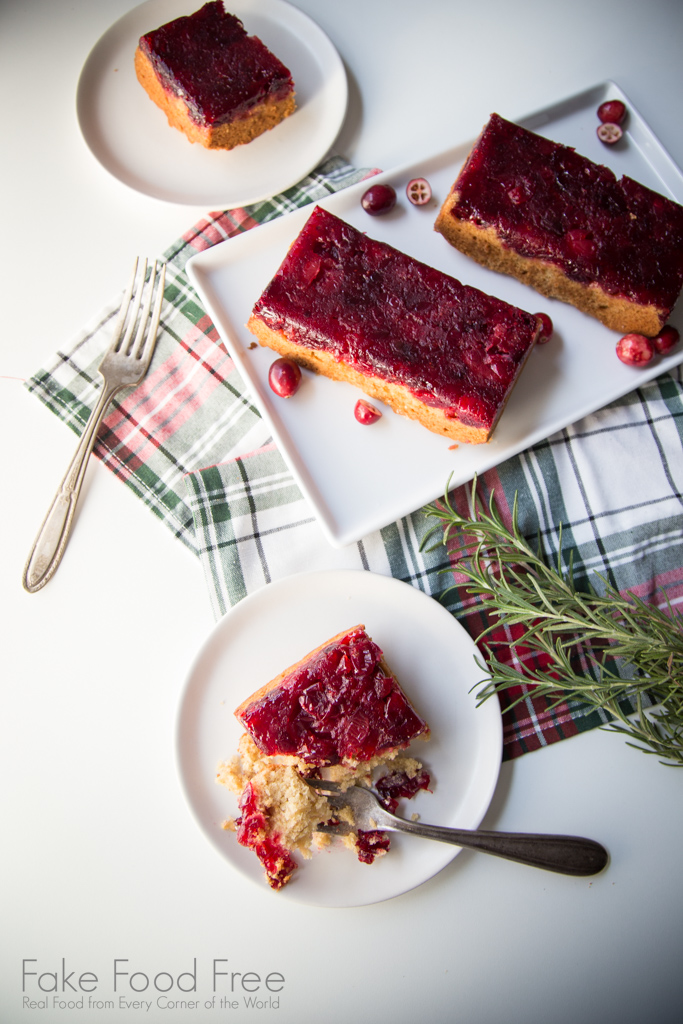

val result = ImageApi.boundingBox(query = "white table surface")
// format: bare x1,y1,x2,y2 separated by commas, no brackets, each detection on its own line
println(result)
2,1,683,1022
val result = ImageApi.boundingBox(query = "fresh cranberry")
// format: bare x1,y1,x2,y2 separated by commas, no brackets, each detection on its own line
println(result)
597,100,626,124
653,324,680,354
616,333,655,366
268,357,302,397
354,399,382,424
406,177,432,205
361,183,397,216
597,123,623,145
535,312,554,342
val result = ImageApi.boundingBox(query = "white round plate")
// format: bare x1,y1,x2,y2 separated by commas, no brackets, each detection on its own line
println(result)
76,0,348,206
176,570,502,908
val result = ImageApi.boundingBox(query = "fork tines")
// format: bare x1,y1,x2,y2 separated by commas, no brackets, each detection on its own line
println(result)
113,257,166,362
302,777,345,793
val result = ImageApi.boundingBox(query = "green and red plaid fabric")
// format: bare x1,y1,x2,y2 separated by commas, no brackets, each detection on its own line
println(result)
26,156,683,760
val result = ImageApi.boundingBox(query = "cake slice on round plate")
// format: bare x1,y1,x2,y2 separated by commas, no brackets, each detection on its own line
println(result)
217,625,431,889
135,2,296,150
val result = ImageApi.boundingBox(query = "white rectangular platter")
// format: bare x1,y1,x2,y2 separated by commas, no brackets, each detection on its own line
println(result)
187,81,683,548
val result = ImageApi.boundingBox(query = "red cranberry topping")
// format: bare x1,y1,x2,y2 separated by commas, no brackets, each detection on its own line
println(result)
455,393,495,427
375,768,431,814
236,626,428,766
355,829,391,864
139,2,294,128
406,178,432,205
354,399,382,424
361,183,397,216
616,333,655,366
234,782,297,889
597,123,623,145
653,324,680,354
446,114,683,313
268,357,302,397
252,207,539,431
535,312,554,342
597,100,626,124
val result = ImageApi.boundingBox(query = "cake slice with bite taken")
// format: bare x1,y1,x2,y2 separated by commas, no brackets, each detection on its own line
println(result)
218,625,431,889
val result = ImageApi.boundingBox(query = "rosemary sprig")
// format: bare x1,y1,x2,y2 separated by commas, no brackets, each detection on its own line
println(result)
422,479,683,766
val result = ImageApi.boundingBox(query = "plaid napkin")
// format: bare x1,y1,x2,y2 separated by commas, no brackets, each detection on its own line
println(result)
26,156,683,760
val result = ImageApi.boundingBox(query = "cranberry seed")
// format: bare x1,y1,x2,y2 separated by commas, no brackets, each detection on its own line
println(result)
615,333,655,366
653,324,680,354
597,100,626,124
597,123,623,145
268,357,302,397
406,177,432,205
361,184,397,216
354,399,382,424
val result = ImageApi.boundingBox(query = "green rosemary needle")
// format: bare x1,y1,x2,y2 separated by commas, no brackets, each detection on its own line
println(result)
422,479,683,766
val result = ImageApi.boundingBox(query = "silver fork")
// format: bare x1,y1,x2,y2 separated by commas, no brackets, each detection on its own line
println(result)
22,259,166,593
305,779,609,876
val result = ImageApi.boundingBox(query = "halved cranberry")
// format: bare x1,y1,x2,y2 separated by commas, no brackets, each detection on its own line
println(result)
535,312,554,342
597,100,626,124
406,177,432,205
354,399,382,424
653,324,680,354
361,184,397,216
597,123,623,145
616,333,655,366
268,357,302,397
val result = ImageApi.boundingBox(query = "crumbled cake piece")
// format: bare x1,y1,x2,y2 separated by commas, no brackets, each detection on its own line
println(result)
135,2,296,150
435,113,683,336
218,626,431,889
247,206,541,444
218,735,430,888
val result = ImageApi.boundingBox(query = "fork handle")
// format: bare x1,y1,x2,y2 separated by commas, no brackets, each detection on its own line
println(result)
22,381,120,593
385,818,608,876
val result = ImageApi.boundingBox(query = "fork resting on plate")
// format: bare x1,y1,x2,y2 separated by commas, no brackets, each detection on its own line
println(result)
23,259,165,593
305,779,609,876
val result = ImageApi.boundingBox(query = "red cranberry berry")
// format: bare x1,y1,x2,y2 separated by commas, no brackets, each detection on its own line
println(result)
653,324,680,354
354,399,382,424
616,333,655,366
597,123,623,145
535,312,554,343
406,177,432,205
597,100,626,124
268,357,302,397
361,184,397,216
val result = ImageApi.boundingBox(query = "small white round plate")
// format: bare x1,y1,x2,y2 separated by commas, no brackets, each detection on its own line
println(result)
76,0,348,206
176,570,502,907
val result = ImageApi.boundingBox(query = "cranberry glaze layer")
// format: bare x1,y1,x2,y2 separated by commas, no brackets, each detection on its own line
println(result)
234,781,297,890
251,207,540,431
138,2,294,127
448,114,683,311
236,627,429,766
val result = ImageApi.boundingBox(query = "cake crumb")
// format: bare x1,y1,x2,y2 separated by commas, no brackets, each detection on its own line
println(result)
217,735,430,879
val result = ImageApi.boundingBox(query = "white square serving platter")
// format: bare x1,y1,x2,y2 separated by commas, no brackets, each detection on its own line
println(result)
187,81,683,548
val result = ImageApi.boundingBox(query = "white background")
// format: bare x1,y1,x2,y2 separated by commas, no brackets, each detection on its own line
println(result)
2,1,683,1022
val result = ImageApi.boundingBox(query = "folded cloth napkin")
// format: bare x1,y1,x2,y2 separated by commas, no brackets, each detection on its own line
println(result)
26,156,683,759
